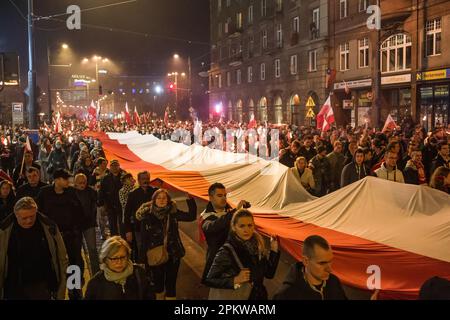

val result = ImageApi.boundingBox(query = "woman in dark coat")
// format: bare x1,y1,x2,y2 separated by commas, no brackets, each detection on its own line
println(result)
85,236,154,300
205,209,280,300
136,188,197,300
0,180,15,221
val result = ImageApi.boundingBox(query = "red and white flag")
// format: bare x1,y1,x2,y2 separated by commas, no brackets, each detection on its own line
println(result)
382,114,398,132
25,136,32,152
134,106,141,125
88,100,97,118
248,113,257,129
53,111,62,133
316,95,335,131
125,102,132,125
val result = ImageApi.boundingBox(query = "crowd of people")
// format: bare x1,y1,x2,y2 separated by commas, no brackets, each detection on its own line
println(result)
0,117,448,300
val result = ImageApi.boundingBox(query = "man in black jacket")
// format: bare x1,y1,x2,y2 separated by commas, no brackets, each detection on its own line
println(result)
15,167,48,202
273,235,347,300
430,141,449,177
200,182,249,284
74,173,99,276
123,171,157,261
98,159,126,237
37,169,84,300
341,149,370,187
279,140,301,168
299,136,317,163
12,150,41,187
0,197,68,300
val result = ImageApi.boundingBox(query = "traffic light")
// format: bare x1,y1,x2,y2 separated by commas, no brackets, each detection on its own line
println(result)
98,85,103,95
168,82,176,92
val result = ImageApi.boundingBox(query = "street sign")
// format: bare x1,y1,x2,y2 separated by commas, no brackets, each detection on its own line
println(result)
306,96,316,108
306,108,315,118
12,102,24,125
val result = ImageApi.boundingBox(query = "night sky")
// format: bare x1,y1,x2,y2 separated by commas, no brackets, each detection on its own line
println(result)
0,0,210,89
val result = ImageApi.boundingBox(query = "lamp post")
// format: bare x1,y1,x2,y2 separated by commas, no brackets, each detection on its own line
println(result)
173,54,193,109
47,41,70,121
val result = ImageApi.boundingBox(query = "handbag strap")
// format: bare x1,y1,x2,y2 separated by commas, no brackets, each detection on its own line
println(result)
223,243,244,269
162,216,170,247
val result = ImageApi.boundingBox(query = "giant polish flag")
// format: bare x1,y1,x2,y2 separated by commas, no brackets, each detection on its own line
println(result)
84,130,450,299
316,95,335,131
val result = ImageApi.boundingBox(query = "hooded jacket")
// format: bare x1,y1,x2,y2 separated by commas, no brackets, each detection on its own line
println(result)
340,160,370,188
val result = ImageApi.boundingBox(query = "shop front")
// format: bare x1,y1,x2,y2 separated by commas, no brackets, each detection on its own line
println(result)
334,79,372,127
380,74,412,125
416,69,450,131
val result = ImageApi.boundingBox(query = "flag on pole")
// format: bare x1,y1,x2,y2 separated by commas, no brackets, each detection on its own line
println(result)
25,136,32,152
382,114,398,132
248,113,257,129
134,106,141,125
125,102,132,125
53,111,62,133
88,100,97,118
316,95,335,131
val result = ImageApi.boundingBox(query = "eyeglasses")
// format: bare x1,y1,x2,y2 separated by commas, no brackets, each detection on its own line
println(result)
107,255,127,262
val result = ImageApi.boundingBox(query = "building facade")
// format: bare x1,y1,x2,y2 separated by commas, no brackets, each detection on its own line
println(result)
210,0,450,129
209,0,330,126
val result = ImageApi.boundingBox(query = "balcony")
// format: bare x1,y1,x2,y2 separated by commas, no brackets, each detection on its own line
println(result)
228,53,243,67
228,26,244,38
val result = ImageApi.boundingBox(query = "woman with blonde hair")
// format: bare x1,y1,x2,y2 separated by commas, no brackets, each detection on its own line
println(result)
84,236,154,300
205,209,280,300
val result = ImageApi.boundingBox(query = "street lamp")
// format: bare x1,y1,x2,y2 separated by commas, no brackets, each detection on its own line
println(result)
47,41,71,120
172,53,192,110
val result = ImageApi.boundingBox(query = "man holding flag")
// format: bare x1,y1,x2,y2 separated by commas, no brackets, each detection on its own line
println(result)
125,103,132,126
133,106,141,126
13,136,41,187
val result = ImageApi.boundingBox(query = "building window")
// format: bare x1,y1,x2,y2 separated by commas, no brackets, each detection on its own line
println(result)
248,35,254,57
261,0,267,17
340,0,348,19
293,17,300,33
260,63,266,80
426,18,442,56
340,42,350,71
381,34,412,73
290,55,298,75
275,59,281,78
248,5,253,24
236,13,243,29
262,29,268,49
248,66,253,83
359,0,369,12
218,0,221,14
359,38,369,68
276,24,283,48
226,72,231,87
225,17,231,34
312,8,320,38
237,69,241,84
276,0,283,12
309,50,317,72
218,74,222,88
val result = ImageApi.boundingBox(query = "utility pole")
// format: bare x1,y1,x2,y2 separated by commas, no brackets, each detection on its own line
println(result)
27,0,37,129
371,0,382,129
188,56,192,109
46,39,52,122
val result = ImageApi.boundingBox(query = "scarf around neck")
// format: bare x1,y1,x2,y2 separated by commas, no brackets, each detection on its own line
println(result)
102,260,134,287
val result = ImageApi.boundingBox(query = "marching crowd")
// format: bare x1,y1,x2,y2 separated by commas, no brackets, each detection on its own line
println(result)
0,118,448,300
